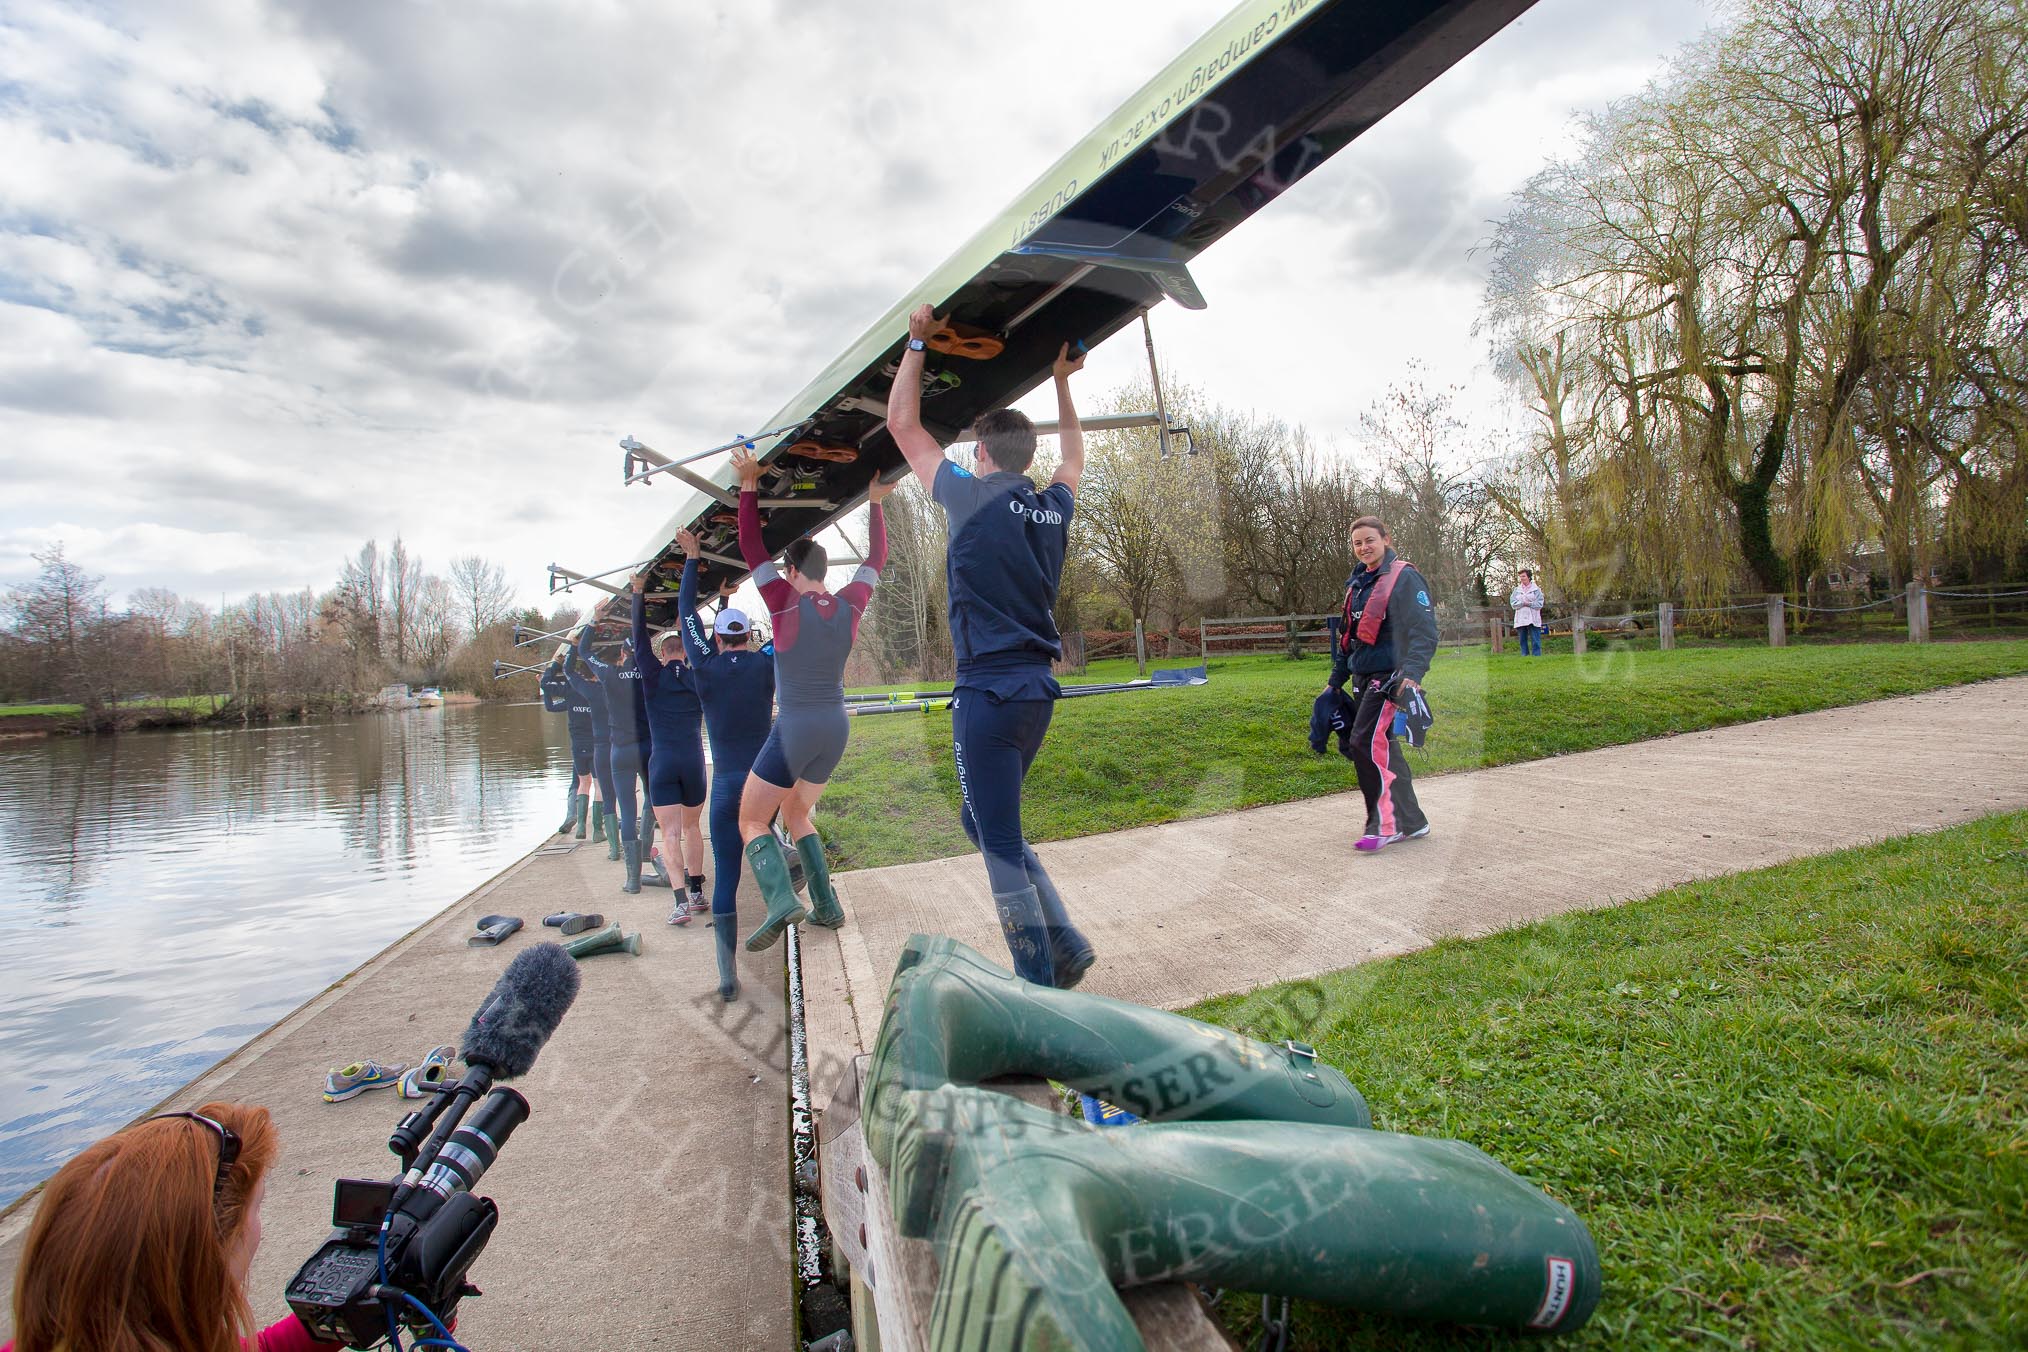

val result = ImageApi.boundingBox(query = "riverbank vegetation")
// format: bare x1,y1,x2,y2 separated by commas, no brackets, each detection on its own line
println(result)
820,641,2028,870
1,543,581,728
1192,809,2028,1349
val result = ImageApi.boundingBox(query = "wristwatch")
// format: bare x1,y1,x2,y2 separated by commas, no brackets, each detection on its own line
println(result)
905,337,926,353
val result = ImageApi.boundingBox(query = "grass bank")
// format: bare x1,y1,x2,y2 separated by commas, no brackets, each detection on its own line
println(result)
0,695,221,719
821,639,2028,871
1187,811,2028,1349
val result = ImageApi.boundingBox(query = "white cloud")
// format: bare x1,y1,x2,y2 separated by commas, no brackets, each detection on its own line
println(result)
0,0,1715,609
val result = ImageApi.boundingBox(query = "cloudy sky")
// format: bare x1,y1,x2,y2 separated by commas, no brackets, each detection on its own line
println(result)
0,0,1713,612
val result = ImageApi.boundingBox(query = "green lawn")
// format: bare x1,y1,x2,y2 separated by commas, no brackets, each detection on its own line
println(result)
0,695,219,718
1187,811,2028,1349
820,640,2028,871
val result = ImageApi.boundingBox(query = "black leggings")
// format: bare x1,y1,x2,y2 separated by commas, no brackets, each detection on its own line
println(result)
610,741,648,839
1348,676,1427,837
708,743,763,921
952,694,1053,895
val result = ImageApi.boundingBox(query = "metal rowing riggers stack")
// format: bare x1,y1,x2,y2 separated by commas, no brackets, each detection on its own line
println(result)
848,936,1600,1348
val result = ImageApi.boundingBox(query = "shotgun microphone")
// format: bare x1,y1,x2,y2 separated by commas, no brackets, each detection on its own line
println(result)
461,942,581,1080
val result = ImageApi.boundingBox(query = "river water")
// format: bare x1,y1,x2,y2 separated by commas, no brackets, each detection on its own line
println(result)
0,701,569,1209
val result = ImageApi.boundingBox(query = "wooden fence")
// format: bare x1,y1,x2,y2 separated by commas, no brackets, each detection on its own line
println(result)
1181,583,2028,662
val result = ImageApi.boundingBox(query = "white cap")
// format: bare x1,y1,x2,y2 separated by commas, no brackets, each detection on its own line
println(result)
714,609,750,637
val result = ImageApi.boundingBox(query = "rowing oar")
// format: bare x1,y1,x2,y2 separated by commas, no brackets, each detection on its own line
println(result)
844,667,1208,716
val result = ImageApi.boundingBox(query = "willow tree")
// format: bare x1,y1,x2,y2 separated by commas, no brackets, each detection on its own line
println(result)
1483,0,2027,594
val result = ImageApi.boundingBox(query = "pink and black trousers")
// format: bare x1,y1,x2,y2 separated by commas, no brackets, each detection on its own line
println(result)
1347,674,1428,838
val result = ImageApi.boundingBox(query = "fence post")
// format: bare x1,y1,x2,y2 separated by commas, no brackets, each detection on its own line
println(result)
1134,619,1147,677
1766,593,1787,648
1571,616,1586,656
1658,602,1675,650
1488,616,1504,655
1200,621,1209,661
1906,582,1928,643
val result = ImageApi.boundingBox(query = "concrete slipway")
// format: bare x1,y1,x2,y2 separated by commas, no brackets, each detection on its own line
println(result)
2,676,2024,1348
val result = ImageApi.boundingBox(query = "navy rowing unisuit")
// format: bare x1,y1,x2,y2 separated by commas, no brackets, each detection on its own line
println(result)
563,654,615,807
632,589,706,810
679,557,777,933
577,625,651,839
932,459,1074,900
540,662,596,778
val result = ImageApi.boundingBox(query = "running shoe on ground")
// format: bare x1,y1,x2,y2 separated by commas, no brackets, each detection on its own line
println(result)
1402,824,1432,840
667,896,693,926
687,892,709,917
1354,833,1404,853
323,1059,407,1103
397,1045,455,1099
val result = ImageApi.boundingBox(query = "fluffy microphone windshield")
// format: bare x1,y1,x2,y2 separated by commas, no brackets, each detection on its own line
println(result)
461,943,581,1079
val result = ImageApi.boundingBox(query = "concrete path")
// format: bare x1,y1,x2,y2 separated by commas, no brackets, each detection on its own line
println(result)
0,835,796,1350
5,676,2024,1348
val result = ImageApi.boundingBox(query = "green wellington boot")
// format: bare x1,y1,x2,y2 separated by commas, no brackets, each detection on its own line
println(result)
638,808,655,869
574,794,590,839
604,808,621,861
864,934,1367,1172
885,1084,1600,1348
1028,853,1095,989
795,833,844,928
713,914,739,1002
557,791,581,836
590,803,606,843
563,922,643,960
620,839,642,894
742,833,807,951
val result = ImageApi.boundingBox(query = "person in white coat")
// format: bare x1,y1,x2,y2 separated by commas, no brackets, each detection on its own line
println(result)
1510,569,1545,656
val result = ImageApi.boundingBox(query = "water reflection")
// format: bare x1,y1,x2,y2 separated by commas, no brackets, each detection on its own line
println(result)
0,702,568,1207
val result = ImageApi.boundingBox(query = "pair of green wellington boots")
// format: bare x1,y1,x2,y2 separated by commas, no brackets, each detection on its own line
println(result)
563,921,642,960
743,831,844,950
861,935,1601,1347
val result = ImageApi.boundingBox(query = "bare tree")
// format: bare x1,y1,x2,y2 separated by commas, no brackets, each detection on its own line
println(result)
867,477,950,679
337,540,386,661
449,555,516,639
1358,367,1504,610
413,575,456,672
5,543,117,710
386,536,423,668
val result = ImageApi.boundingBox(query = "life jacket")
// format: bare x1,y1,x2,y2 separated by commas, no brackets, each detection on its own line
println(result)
1340,558,1412,653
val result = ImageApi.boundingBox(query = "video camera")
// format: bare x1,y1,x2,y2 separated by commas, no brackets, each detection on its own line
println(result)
285,944,580,1347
